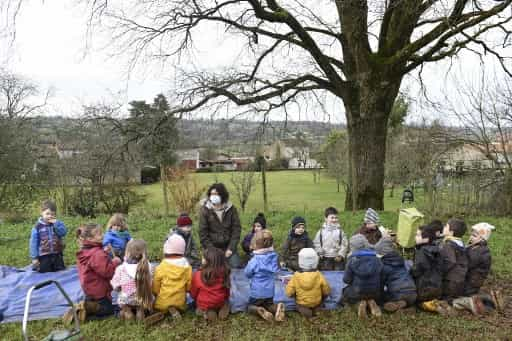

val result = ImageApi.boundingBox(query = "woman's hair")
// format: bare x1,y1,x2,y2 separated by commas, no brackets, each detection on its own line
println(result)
201,247,230,288
125,239,153,310
107,213,128,230
76,223,101,241
206,183,229,204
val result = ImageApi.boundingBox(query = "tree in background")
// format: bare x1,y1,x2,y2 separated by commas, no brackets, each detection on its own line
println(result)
230,166,259,212
127,94,179,216
74,0,512,210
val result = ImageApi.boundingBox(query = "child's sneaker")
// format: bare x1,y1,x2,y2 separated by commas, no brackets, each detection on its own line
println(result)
357,300,368,319
275,303,285,322
168,307,182,320
144,312,165,326
367,300,382,317
218,303,230,320
256,307,274,322
383,300,407,313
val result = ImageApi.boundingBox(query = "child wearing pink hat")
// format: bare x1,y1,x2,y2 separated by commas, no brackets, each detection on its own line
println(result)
152,234,192,319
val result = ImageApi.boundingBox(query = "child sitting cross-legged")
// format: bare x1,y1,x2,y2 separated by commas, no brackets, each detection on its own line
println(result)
190,247,231,321
342,234,383,319
245,230,285,322
153,234,192,320
280,217,314,271
110,239,155,322
375,238,417,313
285,248,331,318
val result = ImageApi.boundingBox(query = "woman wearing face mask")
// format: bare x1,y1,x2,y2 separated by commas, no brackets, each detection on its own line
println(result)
199,183,242,268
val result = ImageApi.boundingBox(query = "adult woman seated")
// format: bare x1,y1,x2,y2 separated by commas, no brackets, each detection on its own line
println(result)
199,183,242,268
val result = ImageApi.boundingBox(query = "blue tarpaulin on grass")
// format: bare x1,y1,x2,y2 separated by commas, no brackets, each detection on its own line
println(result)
0,265,346,323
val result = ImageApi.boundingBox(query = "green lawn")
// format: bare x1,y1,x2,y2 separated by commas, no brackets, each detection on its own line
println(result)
0,171,510,340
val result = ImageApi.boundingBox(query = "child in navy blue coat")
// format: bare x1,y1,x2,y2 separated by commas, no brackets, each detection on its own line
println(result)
376,238,417,312
244,230,285,322
343,234,383,318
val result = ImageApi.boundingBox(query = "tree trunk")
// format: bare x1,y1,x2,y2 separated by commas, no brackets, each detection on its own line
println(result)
343,80,400,210
160,164,170,216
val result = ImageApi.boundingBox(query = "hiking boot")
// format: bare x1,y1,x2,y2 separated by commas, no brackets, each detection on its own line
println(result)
136,307,145,321
120,306,134,321
274,303,285,322
62,305,77,325
74,301,87,322
256,307,274,322
144,312,165,326
206,309,218,321
357,301,368,319
367,300,382,317
491,289,505,312
383,300,407,313
218,303,230,320
168,307,182,320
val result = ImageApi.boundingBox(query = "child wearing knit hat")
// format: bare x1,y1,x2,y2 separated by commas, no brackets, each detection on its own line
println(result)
352,208,383,246
241,213,267,257
453,223,504,314
167,213,201,269
285,248,331,318
280,216,314,271
152,234,192,319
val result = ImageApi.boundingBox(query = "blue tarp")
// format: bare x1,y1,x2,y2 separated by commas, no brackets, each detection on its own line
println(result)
0,265,346,323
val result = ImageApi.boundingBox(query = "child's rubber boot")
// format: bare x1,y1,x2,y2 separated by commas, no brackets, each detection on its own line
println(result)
168,307,182,320
144,311,165,326
491,289,505,312
383,300,407,313
420,300,439,313
274,303,285,322
120,306,134,321
367,300,382,317
357,300,368,319
218,303,230,320
136,307,145,321
256,307,274,322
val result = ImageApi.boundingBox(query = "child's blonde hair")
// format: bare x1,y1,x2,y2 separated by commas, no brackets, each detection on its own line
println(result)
107,213,128,230
125,239,152,310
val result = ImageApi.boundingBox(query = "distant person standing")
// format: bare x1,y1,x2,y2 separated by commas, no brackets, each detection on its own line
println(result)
199,183,242,268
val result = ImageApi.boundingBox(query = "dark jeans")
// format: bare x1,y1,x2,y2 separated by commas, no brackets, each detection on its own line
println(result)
85,297,115,319
318,257,345,271
36,253,65,273
248,297,278,314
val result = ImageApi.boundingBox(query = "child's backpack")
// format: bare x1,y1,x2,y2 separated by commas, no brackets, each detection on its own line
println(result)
319,229,343,248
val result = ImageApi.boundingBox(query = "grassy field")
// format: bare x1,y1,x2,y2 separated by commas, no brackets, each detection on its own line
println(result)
0,170,510,340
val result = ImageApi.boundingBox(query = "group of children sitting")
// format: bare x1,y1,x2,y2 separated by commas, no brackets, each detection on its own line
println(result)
29,200,504,326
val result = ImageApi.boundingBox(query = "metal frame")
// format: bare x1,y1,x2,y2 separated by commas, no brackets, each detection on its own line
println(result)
22,280,80,341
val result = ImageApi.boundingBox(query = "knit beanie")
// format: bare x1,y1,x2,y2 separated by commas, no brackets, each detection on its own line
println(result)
251,230,274,250
164,234,186,255
375,237,395,256
177,213,193,227
298,248,319,271
291,216,306,228
471,222,495,241
350,234,370,253
364,208,380,225
253,213,267,229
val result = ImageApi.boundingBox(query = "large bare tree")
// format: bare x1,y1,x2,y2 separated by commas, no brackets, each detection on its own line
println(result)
6,0,512,210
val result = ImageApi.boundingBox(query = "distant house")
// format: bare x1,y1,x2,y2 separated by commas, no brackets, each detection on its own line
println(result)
438,144,498,173
176,148,254,171
263,139,319,169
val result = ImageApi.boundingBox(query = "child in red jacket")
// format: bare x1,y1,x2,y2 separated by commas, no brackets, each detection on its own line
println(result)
190,247,230,321
65,223,122,323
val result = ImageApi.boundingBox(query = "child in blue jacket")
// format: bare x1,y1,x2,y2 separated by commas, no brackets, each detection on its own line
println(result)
103,213,132,258
343,234,383,318
30,200,67,273
244,230,285,322
376,238,417,312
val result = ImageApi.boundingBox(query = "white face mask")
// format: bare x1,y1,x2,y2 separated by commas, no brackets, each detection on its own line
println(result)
210,194,221,205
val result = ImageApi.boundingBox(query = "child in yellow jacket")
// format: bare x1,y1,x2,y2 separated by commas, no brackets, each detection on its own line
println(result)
285,248,331,318
153,234,192,319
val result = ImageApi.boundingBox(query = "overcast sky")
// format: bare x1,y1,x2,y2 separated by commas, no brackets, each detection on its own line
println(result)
1,1,509,125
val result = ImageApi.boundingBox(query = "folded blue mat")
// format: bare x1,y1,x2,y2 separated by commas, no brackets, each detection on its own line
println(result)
0,265,345,323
